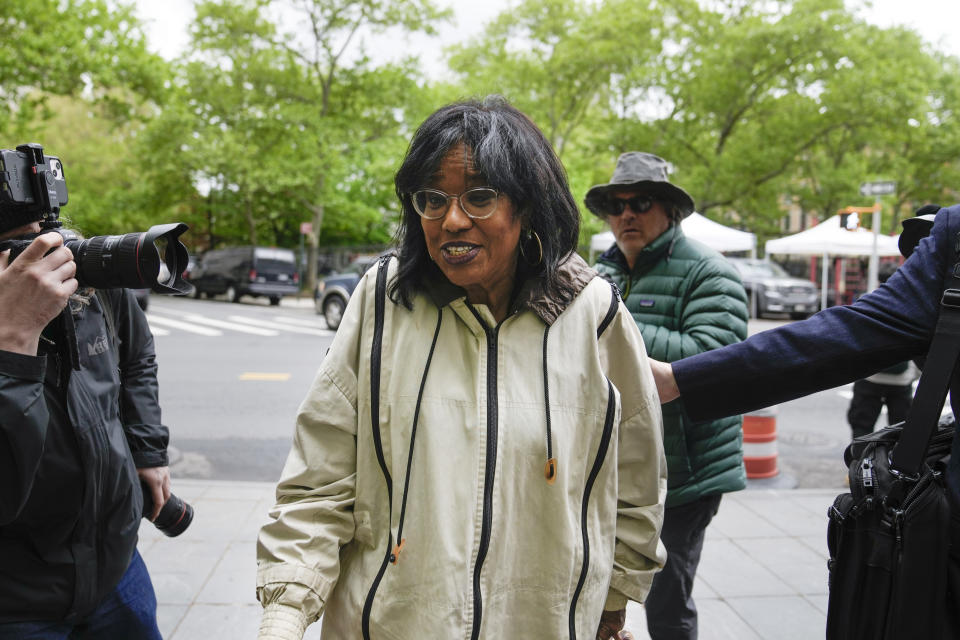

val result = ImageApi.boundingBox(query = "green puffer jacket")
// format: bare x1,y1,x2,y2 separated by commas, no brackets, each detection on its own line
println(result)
595,225,748,507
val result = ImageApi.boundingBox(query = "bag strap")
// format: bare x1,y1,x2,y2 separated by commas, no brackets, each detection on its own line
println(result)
369,256,391,488
361,255,393,636
890,255,960,477
597,280,620,339
95,289,120,358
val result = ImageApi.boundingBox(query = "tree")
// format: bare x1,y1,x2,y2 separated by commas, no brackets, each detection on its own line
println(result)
0,0,168,134
444,0,669,248
149,0,450,292
601,0,864,237
598,0,960,244
790,24,960,233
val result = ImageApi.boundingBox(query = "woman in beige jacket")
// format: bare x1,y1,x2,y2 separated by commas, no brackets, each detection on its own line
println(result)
256,96,666,640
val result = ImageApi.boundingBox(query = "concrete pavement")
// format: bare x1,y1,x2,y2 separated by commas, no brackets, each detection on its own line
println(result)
140,479,837,639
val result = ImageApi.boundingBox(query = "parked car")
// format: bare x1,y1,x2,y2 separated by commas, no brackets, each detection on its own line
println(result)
183,254,198,280
726,257,820,319
314,255,379,329
190,246,300,305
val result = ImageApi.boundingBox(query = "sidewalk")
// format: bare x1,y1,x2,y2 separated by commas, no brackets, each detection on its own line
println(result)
141,480,837,640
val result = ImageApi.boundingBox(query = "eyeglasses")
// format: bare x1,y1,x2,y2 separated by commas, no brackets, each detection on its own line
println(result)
603,196,654,217
411,187,500,220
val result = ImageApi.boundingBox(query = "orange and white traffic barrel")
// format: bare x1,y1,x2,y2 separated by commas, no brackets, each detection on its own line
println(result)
741,406,778,479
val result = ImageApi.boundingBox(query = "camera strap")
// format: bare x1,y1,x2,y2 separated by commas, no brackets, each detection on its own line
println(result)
59,307,82,371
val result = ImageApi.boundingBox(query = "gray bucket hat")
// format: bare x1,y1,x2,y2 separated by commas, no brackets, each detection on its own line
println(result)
584,152,695,218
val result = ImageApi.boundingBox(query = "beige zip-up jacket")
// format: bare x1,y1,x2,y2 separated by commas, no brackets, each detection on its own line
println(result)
257,254,666,639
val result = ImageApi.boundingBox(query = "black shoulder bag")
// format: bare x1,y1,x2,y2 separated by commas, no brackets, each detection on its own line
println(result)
826,286,960,639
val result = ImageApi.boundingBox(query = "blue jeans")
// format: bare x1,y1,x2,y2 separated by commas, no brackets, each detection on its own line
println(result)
0,550,162,640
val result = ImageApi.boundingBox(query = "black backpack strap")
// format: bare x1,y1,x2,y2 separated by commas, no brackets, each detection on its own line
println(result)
369,256,391,490
890,244,960,477
890,290,960,476
361,255,394,636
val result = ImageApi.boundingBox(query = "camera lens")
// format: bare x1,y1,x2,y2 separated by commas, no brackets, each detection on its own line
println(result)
57,222,192,294
66,232,159,290
142,485,194,538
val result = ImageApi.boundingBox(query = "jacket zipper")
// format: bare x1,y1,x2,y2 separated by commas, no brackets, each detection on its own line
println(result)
568,379,617,639
467,307,500,640
362,258,393,640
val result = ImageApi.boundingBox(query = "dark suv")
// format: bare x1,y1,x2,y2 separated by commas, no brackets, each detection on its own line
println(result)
191,246,300,305
726,257,820,319
314,255,379,329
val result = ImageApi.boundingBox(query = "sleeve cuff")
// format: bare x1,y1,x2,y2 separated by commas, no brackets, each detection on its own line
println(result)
258,603,309,640
132,449,169,467
0,349,45,379
604,589,628,611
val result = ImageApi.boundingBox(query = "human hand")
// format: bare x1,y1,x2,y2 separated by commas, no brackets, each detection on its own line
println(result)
0,233,77,355
595,608,634,640
137,466,171,521
649,359,680,404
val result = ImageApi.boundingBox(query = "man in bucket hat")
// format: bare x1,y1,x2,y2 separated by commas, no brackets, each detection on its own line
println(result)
589,152,748,640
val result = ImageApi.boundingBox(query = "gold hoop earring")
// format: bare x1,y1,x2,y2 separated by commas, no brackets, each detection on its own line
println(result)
520,229,543,266
531,230,543,265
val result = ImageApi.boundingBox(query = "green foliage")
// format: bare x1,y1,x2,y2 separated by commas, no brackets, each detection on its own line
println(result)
446,0,668,250
580,0,960,246
0,0,168,131
139,0,449,290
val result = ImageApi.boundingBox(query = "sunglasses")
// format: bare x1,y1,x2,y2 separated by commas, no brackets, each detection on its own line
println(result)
604,196,654,217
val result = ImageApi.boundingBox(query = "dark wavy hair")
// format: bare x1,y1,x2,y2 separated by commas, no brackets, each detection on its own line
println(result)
390,95,580,307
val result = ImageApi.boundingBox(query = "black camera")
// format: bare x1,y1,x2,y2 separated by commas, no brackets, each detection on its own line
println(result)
142,482,194,537
0,143,192,294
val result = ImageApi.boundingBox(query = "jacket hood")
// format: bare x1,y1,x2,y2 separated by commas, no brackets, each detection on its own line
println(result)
420,252,596,325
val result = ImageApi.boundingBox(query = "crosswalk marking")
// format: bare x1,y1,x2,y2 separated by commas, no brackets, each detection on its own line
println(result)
147,323,171,336
272,316,325,328
239,372,291,381
143,305,334,338
180,313,279,336
228,316,333,336
147,315,223,336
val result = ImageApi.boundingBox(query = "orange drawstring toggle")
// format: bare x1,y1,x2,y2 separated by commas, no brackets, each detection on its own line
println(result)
390,539,406,564
544,458,557,485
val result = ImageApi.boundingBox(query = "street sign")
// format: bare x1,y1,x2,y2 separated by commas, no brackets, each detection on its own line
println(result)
300,221,313,235
859,181,896,197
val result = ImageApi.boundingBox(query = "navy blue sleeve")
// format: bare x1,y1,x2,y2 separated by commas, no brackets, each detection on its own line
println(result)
673,204,958,421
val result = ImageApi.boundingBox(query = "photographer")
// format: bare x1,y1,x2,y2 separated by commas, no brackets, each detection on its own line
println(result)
0,215,170,637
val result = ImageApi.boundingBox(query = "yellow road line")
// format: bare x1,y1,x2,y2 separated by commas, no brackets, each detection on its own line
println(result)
239,372,291,381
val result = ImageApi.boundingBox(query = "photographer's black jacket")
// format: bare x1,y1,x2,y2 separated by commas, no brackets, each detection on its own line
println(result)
0,288,168,622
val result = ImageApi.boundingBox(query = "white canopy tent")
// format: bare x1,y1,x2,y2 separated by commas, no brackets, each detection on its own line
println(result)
589,212,757,260
764,214,901,310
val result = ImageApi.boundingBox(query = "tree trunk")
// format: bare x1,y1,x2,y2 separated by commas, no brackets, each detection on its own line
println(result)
304,175,326,294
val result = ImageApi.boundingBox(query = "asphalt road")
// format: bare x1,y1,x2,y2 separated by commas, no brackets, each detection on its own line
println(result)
147,296,922,490
147,293,330,482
